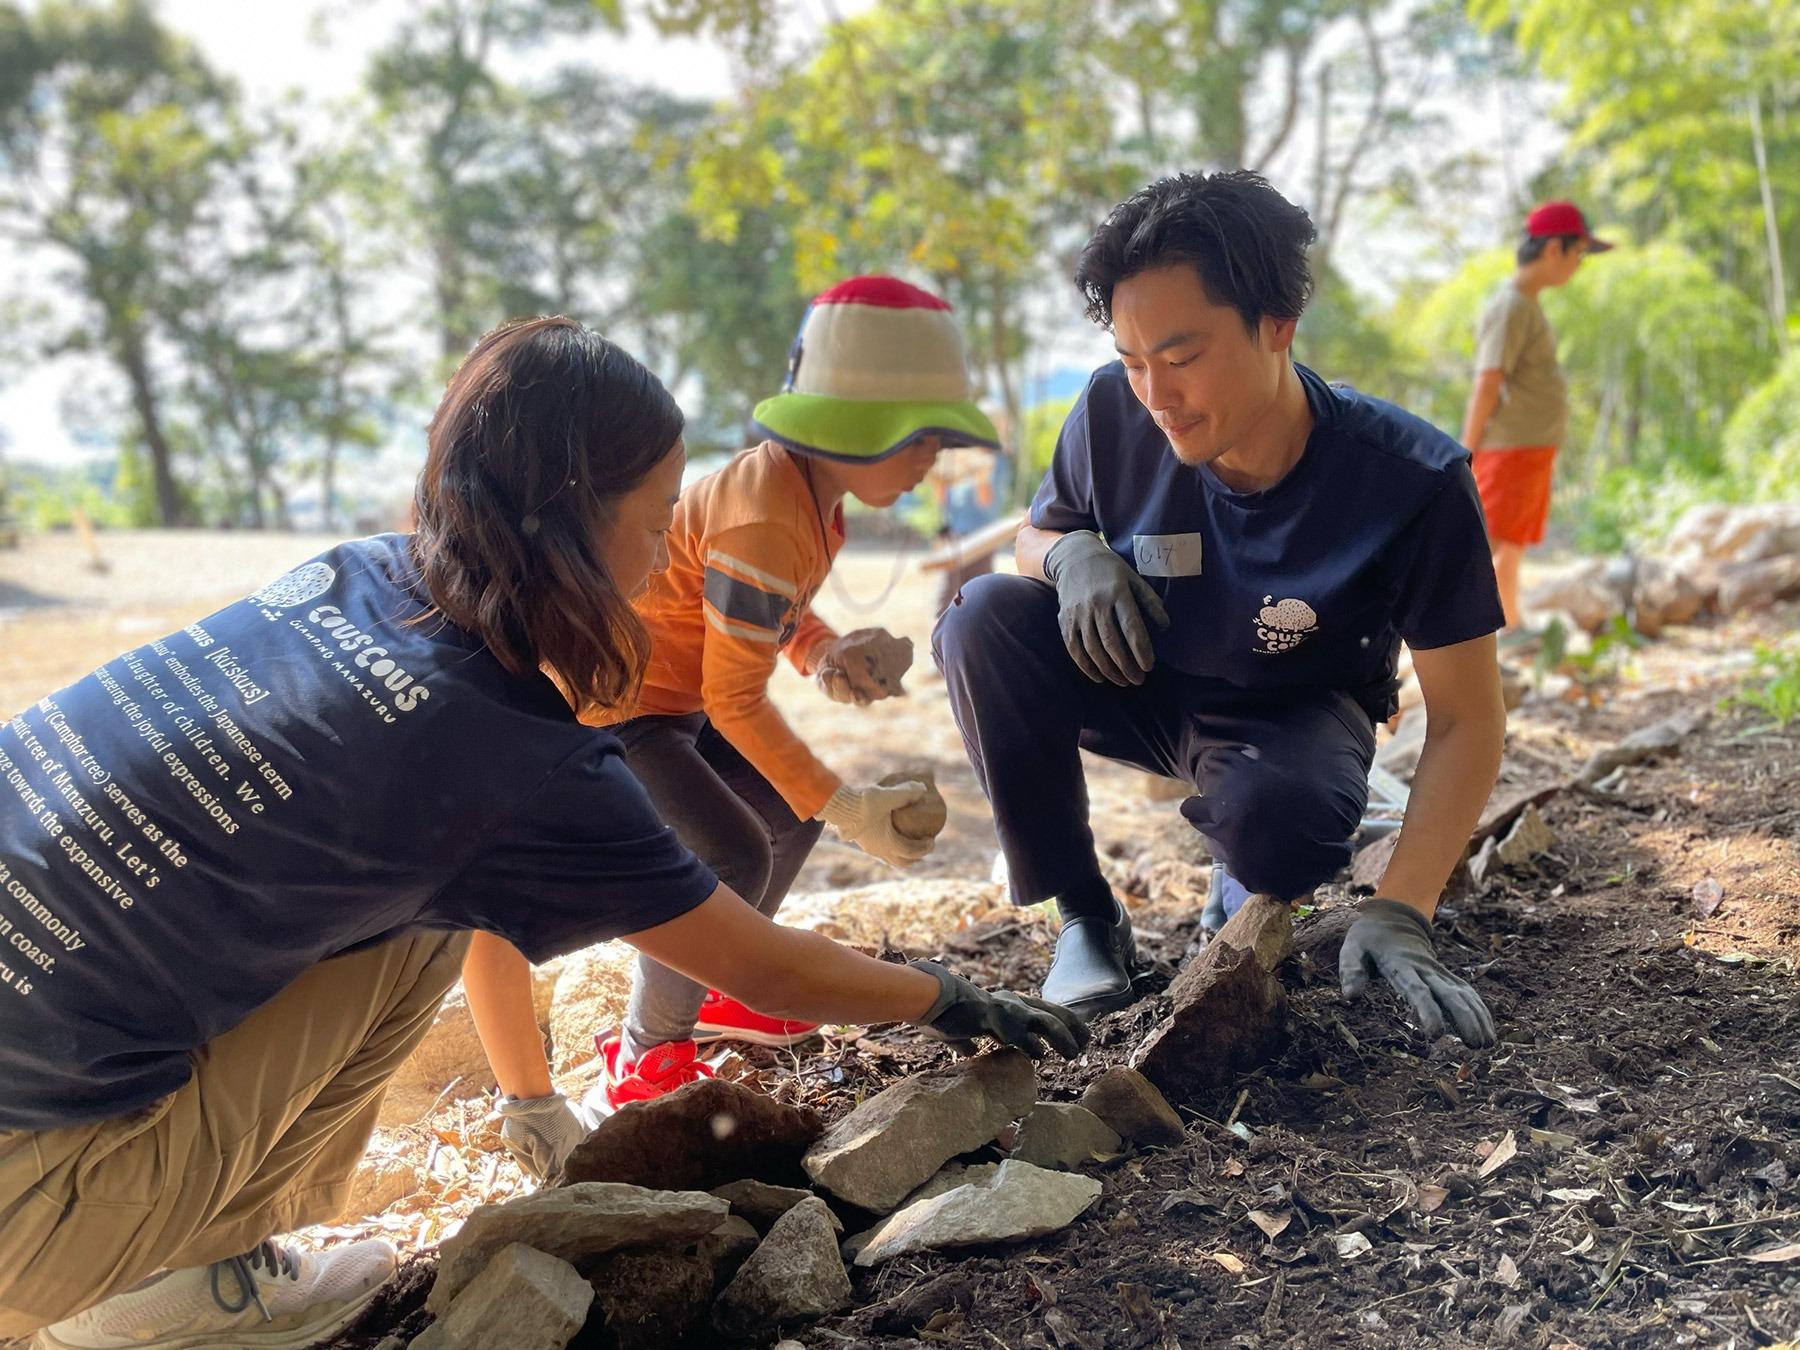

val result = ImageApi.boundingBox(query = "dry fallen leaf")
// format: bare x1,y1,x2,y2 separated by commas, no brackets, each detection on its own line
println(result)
1529,1127,1578,1151
1548,1187,1605,1202
1335,1232,1374,1259
1495,1253,1520,1287
1745,1241,1800,1263
1220,1158,1247,1178
1416,1184,1451,1214
1210,1251,1247,1274
1478,1130,1519,1179
1247,1209,1292,1239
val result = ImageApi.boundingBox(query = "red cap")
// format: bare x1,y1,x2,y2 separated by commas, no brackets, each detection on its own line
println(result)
1524,201,1613,252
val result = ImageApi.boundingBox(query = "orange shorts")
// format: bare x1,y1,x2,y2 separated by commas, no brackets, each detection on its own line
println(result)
1472,446,1557,546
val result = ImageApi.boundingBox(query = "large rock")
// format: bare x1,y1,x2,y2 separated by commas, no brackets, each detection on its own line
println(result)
1079,1067,1185,1146
1525,560,1620,633
578,1248,713,1350
710,1179,842,1234
802,1051,1037,1212
381,968,560,1126
694,1215,761,1287
851,1159,1102,1268
899,1162,1002,1208
1716,556,1800,616
1010,1103,1121,1170
713,1197,852,1338
1132,894,1291,1105
1672,501,1800,564
428,1184,726,1313
1493,804,1556,868
409,1243,591,1350
1631,558,1706,637
560,1078,822,1193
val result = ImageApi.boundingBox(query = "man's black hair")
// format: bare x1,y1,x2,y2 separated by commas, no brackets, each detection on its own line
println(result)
1517,232,1582,265
1074,170,1318,334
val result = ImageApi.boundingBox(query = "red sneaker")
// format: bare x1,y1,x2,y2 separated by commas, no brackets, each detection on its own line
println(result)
692,990,821,1048
598,1035,714,1110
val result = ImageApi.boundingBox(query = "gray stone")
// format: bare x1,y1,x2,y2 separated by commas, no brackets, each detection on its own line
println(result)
852,1159,1103,1267
579,1247,713,1350
1079,1067,1185,1146
709,1178,842,1233
1010,1103,1121,1170
900,1162,1002,1208
802,1050,1037,1212
427,1183,726,1312
713,1197,851,1338
409,1243,591,1350
694,1214,761,1285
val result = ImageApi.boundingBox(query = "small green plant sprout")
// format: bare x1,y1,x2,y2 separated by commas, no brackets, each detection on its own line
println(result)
1722,642,1800,731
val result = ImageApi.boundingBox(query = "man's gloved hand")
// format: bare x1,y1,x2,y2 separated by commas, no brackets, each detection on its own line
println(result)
496,1091,601,1183
820,782,934,868
1042,531,1170,686
1339,898,1496,1047
815,628,915,705
908,959,1090,1059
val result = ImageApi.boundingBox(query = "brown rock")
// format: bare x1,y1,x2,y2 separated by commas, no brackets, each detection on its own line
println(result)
879,769,948,841
559,1078,822,1193
1080,1067,1185,1146
1716,556,1800,616
1131,895,1292,1104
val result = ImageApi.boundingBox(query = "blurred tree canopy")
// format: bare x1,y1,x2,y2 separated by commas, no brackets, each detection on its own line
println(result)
0,0,1794,538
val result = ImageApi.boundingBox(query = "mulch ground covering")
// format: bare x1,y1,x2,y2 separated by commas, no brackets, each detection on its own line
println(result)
332,640,1799,1349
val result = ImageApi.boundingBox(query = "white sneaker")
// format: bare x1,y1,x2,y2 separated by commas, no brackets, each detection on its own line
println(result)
33,1238,396,1349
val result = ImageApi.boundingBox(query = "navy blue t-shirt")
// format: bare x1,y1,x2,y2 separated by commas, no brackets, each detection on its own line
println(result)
1031,363,1504,720
0,535,716,1130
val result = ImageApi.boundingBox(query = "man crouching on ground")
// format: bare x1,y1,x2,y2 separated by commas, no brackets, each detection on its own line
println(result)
933,170,1505,1046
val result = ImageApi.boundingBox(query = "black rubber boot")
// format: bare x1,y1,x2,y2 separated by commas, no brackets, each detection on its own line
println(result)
1041,901,1141,1019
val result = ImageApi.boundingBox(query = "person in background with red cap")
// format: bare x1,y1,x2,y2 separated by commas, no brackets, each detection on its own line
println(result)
1462,200,1613,630
464,276,1046,1183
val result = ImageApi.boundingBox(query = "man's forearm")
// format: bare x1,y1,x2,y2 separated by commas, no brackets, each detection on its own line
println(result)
1461,373,1504,451
1014,523,1067,582
1377,714,1505,920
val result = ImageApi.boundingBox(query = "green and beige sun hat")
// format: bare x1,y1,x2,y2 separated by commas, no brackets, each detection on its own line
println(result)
753,275,1002,462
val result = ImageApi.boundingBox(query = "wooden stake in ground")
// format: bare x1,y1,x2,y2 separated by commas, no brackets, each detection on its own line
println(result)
1130,892,1294,1105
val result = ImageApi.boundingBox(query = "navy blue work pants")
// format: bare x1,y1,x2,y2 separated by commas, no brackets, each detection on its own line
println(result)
932,574,1375,907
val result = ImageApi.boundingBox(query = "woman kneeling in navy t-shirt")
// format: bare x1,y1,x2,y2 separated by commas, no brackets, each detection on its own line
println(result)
0,316,1083,1349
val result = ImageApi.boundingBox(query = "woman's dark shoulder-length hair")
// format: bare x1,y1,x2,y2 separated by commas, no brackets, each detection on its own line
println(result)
412,315,683,712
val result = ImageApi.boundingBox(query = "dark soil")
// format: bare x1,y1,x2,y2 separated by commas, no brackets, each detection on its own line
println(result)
329,613,1800,1350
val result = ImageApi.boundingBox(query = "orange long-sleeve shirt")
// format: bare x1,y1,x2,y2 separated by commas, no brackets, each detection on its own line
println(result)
585,441,845,819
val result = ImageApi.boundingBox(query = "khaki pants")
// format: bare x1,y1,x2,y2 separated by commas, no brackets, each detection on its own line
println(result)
0,929,470,1338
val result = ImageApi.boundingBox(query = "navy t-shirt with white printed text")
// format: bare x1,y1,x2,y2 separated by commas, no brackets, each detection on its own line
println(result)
1030,362,1505,720
0,534,716,1130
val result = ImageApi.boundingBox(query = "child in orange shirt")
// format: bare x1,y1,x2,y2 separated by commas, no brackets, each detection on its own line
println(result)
465,276,1005,1180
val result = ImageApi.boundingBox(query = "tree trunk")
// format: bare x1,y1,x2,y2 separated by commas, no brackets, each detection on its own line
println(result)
987,278,1028,509
1748,89,1792,356
112,321,187,527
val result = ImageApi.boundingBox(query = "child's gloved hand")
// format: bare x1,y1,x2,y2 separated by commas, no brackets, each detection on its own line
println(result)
819,781,934,868
815,628,914,705
496,1091,600,1184
907,959,1089,1058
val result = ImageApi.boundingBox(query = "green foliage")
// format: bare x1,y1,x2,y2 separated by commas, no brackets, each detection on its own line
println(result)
1020,397,1077,485
1723,642,1800,729
1723,348,1800,499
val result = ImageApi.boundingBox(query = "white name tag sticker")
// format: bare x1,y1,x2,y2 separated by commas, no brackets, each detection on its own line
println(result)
1133,532,1204,578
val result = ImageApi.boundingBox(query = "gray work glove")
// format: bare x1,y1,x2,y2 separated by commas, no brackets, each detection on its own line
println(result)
1042,530,1170,686
908,959,1090,1059
1338,899,1496,1047
497,1091,601,1183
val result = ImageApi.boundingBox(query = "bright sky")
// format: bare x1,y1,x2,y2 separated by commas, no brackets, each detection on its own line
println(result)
0,0,1562,471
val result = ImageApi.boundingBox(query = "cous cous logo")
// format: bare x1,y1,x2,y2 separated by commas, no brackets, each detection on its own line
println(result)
249,562,336,610
1253,595,1318,655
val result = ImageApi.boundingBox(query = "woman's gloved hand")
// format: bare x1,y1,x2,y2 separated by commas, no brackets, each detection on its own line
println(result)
908,959,1090,1059
820,781,935,868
